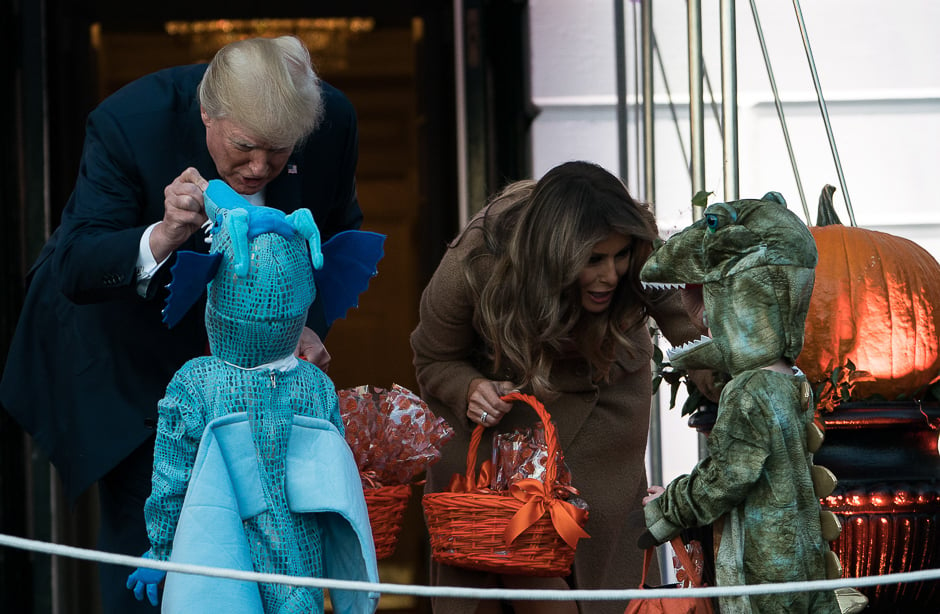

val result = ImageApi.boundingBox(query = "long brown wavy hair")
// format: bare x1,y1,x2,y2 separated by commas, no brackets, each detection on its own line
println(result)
460,161,660,398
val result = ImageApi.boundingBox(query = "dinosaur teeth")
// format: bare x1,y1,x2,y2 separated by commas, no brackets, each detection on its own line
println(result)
641,281,686,290
665,334,711,361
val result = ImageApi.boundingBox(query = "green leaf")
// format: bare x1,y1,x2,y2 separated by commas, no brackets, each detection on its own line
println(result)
830,365,842,386
669,383,680,408
680,387,706,417
691,190,713,210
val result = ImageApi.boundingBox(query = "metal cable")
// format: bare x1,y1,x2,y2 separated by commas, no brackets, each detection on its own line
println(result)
653,32,692,180
791,0,856,226
749,0,810,222
703,54,723,134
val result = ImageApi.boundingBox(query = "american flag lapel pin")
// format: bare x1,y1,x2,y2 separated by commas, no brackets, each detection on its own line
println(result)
287,164,298,175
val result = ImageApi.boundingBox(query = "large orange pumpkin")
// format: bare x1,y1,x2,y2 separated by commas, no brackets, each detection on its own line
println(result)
796,185,940,408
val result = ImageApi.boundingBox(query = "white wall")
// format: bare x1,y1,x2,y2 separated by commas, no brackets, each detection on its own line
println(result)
528,0,940,513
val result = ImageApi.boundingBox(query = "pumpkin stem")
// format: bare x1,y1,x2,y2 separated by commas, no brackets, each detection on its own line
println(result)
815,184,842,227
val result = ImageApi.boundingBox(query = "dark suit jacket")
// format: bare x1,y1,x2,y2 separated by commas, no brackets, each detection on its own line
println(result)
0,64,362,501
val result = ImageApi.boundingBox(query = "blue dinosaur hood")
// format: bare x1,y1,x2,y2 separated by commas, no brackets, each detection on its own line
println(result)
641,193,817,376
203,181,323,368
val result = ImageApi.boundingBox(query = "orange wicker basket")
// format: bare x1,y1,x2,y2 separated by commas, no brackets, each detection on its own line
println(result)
364,482,412,560
422,392,588,576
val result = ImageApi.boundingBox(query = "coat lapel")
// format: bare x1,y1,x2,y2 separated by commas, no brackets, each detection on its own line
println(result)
265,152,303,213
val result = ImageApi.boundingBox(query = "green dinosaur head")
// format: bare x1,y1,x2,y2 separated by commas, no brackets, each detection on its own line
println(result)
641,193,817,376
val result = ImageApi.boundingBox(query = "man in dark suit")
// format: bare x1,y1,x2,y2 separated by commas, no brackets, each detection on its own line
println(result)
0,35,362,613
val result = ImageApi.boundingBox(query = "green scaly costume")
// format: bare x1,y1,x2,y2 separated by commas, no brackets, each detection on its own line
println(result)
639,193,841,614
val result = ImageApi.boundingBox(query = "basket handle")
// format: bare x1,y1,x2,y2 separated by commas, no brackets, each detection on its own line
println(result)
464,392,560,489
462,392,588,548
638,537,706,588
669,536,706,588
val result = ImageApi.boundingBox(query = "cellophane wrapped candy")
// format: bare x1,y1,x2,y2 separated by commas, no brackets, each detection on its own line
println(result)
490,423,588,512
674,539,706,588
338,384,454,487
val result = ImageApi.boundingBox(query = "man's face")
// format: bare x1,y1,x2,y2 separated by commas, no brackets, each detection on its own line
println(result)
202,110,293,195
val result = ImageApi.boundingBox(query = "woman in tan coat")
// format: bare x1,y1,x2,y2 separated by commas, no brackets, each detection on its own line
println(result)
410,161,710,614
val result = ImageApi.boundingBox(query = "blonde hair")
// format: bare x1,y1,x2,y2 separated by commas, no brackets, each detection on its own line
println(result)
466,161,659,398
198,36,324,149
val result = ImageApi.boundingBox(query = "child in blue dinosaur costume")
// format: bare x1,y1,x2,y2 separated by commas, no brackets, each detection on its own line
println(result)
637,193,843,613
126,180,384,613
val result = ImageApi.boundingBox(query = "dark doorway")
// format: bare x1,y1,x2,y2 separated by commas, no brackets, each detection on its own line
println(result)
4,2,458,612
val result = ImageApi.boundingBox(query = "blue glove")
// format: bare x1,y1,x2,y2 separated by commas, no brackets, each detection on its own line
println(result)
126,551,166,607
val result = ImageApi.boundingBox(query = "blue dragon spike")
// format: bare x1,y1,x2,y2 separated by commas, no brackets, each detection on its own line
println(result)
163,179,385,330
163,180,306,328
162,251,223,329
313,230,386,327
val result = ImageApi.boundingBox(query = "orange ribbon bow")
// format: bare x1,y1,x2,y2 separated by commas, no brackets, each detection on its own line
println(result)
447,460,495,493
504,477,590,549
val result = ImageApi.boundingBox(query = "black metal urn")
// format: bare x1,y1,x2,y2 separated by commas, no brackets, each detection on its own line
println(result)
815,402,940,614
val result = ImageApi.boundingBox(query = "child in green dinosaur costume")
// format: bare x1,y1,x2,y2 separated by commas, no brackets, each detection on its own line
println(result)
638,193,842,613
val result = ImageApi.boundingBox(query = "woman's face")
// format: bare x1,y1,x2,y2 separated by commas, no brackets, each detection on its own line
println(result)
578,232,632,313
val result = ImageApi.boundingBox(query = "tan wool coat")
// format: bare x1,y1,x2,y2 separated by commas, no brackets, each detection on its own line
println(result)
410,207,704,614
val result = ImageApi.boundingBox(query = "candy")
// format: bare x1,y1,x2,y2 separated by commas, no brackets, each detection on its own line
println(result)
338,384,454,487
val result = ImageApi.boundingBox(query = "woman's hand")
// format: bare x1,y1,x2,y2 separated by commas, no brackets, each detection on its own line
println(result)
466,378,516,427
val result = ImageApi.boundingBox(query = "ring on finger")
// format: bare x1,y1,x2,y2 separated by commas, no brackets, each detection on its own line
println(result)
480,411,488,425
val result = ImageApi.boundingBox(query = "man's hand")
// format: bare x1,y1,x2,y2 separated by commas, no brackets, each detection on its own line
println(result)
296,327,331,372
151,167,210,262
